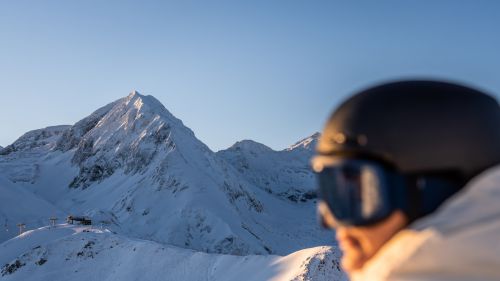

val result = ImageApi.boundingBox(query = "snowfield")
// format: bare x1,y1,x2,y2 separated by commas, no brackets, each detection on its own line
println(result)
0,91,345,280
0,225,347,281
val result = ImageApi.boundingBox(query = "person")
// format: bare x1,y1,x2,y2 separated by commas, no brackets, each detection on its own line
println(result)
312,80,500,281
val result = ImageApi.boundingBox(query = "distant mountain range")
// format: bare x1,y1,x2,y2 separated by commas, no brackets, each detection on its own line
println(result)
0,91,330,256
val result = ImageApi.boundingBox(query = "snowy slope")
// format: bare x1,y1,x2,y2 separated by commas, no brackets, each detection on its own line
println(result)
216,133,320,202
0,92,331,255
0,225,347,281
0,125,70,184
0,126,68,242
0,175,65,243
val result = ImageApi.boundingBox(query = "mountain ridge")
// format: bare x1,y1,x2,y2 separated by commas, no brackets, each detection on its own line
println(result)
0,91,330,257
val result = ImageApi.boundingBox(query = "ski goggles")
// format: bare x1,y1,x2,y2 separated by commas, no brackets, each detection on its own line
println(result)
312,156,406,227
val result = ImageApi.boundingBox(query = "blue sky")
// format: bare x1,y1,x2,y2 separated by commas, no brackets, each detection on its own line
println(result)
1,1,500,151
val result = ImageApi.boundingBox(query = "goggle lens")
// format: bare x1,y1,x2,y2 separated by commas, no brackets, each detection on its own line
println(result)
315,159,393,226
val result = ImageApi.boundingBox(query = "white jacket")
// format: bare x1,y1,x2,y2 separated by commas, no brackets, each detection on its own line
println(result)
351,166,500,281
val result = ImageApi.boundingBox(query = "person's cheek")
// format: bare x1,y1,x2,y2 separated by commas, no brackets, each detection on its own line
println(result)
341,243,366,271
338,233,367,272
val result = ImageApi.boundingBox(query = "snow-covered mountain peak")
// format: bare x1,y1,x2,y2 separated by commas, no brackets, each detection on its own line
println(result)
286,132,320,152
59,92,203,188
217,133,319,203
127,89,140,98
226,140,274,154
55,92,188,153
0,125,71,155
111,91,180,125
123,90,159,112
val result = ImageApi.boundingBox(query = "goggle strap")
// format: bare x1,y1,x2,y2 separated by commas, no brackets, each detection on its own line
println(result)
405,176,422,223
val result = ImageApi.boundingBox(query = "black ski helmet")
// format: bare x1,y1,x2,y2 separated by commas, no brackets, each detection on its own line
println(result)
316,80,500,183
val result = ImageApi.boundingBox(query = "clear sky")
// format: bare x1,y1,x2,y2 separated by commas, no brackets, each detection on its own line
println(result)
1,1,500,151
